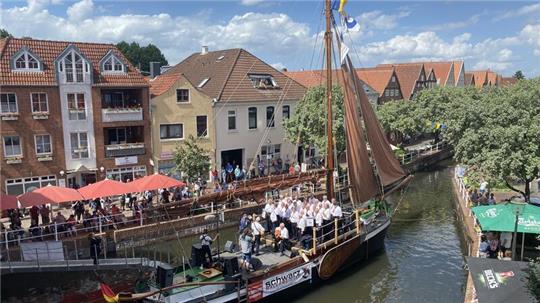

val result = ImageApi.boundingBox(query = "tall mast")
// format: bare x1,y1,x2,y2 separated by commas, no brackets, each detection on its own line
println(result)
324,0,335,199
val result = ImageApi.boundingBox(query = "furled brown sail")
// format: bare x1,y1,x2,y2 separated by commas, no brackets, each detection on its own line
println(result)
340,65,381,203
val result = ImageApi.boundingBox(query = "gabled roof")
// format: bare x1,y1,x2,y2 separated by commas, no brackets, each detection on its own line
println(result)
464,72,475,86
282,70,325,88
355,68,395,97
453,61,464,85
487,71,499,86
164,48,306,102
422,62,453,86
470,71,488,88
377,63,423,99
149,73,184,97
0,37,148,87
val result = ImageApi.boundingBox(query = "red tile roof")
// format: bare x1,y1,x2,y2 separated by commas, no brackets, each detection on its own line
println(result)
422,62,453,86
500,77,517,86
470,71,488,88
377,63,423,99
487,71,499,86
148,73,183,97
464,72,475,86
164,48,306,102
355,68,395,96
0,37,148,87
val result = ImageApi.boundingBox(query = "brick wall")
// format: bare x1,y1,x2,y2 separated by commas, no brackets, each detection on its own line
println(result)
0,86,66,191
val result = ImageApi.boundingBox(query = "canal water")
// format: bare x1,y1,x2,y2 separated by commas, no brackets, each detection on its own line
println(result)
1,164,467,302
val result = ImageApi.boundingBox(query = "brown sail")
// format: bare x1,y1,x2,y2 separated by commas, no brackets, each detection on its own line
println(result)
341,54,406,187
339,60,380,203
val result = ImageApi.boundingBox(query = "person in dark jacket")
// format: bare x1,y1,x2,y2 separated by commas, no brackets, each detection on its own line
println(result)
89,233,102,265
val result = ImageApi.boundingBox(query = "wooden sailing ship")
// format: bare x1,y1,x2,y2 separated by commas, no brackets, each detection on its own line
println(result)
111,0,411,301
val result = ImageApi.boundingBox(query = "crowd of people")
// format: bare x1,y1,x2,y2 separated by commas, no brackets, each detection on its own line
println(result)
233,194,344,271
479,231,513,260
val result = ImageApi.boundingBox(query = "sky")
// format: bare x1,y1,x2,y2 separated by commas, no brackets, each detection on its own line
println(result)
1,0,539,77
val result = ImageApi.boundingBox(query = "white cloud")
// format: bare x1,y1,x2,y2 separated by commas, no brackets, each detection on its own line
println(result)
430,13,482,31
271,62,286,70
67,0,93,21
494,3,540,21
356,9,410,31
240,0,264,6
0,1,314,67
497,49,512,61
473,60,512,71
520,23,540,54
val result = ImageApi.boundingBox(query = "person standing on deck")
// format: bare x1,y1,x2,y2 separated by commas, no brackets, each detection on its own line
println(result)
200,229,219,267
89,233,102,265
270,202,278,231
251,217,265,255
277,223,290,256
331,199,343,232
322,204,332,242
263,201,273,232
239,228,254,271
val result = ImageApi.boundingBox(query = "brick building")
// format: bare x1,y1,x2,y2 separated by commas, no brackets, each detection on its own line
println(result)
0,37,151,195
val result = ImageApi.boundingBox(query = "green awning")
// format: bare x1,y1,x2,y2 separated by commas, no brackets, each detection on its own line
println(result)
471,202,540,234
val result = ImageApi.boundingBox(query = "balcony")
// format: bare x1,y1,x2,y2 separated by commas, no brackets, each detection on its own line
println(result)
105,142,145,158
101,89,144,123
102,107,143,122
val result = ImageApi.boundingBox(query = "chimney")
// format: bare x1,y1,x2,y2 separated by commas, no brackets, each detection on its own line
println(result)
201,46,209,55
149,62,161,78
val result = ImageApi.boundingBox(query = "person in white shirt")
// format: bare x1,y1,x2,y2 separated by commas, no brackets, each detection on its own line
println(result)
251,216,265,255
331,199,343,233
270,203,278,230
263,201,273,231
277,223,290,256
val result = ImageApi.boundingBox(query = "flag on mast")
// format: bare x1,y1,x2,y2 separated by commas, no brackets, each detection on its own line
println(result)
344,15,361,32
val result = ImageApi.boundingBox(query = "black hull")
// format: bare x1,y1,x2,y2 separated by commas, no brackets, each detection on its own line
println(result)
257,222,389,303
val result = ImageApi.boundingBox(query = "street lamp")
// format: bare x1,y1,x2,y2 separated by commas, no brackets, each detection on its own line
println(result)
512,203,524,261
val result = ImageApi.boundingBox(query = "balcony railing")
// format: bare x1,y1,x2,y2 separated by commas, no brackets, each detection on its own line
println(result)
101,107,143,123
105,142,145,158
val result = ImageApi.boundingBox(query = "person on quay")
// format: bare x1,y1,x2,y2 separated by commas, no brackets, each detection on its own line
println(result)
40,204,50,225
200,229,219,267
251,216,265,255
89,233,102,265
30,205,40,225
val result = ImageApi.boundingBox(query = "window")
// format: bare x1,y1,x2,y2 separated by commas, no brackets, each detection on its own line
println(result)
13,51,40,70
196,116,208,137
261,144,281,159
176,89,189,103
61,50,86,83
70,132,89,159
1,93,18,114
282,105,290,120
67,93,86,120
391,75,396,83
160,124,183,140
228,110,236,130
198,78,209,88
31,93,48,113
266,106,275,127
102,55,124,72
3,135,22,157
5,175,56,196
106,166,146,182
248,107,257,129
248,74,278,88
35,134,52,155
107,128,127,144
384,89,389,97
103,91,125,108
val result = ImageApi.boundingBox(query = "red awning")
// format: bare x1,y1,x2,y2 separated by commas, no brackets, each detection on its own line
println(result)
17,185,84,207
129,174,185,191
1,193,19,210
78,179,137,200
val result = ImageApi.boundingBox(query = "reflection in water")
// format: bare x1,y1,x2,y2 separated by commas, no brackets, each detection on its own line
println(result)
1,165,466,303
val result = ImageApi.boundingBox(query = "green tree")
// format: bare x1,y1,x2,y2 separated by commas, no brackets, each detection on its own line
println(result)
283,85,345,158
376,99,424,140
116,41,168,73
173,136,211,182
0,28,12,39
514,70,525,80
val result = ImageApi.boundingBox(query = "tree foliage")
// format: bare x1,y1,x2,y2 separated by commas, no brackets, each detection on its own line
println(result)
173,136,211,182
376,99,424,139
514,70,525,80
0,28,12,39
116,41,168,73
283,85,345,158
378,80,540,201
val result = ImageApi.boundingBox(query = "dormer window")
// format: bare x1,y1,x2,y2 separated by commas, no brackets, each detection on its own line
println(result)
60,50,87,83
101,51,126,73
12,50,41,71
248,74,278,89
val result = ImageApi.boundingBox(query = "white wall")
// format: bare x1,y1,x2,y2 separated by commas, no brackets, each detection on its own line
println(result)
59,84,97,171
214,101,297,170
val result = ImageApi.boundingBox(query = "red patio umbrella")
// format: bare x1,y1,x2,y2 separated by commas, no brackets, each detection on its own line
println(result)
78,178,137,200
1,193,19,210
17,185,84,207
129,173,185,192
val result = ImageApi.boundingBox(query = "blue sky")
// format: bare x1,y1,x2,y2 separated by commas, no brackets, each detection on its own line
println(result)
2,1,539,77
